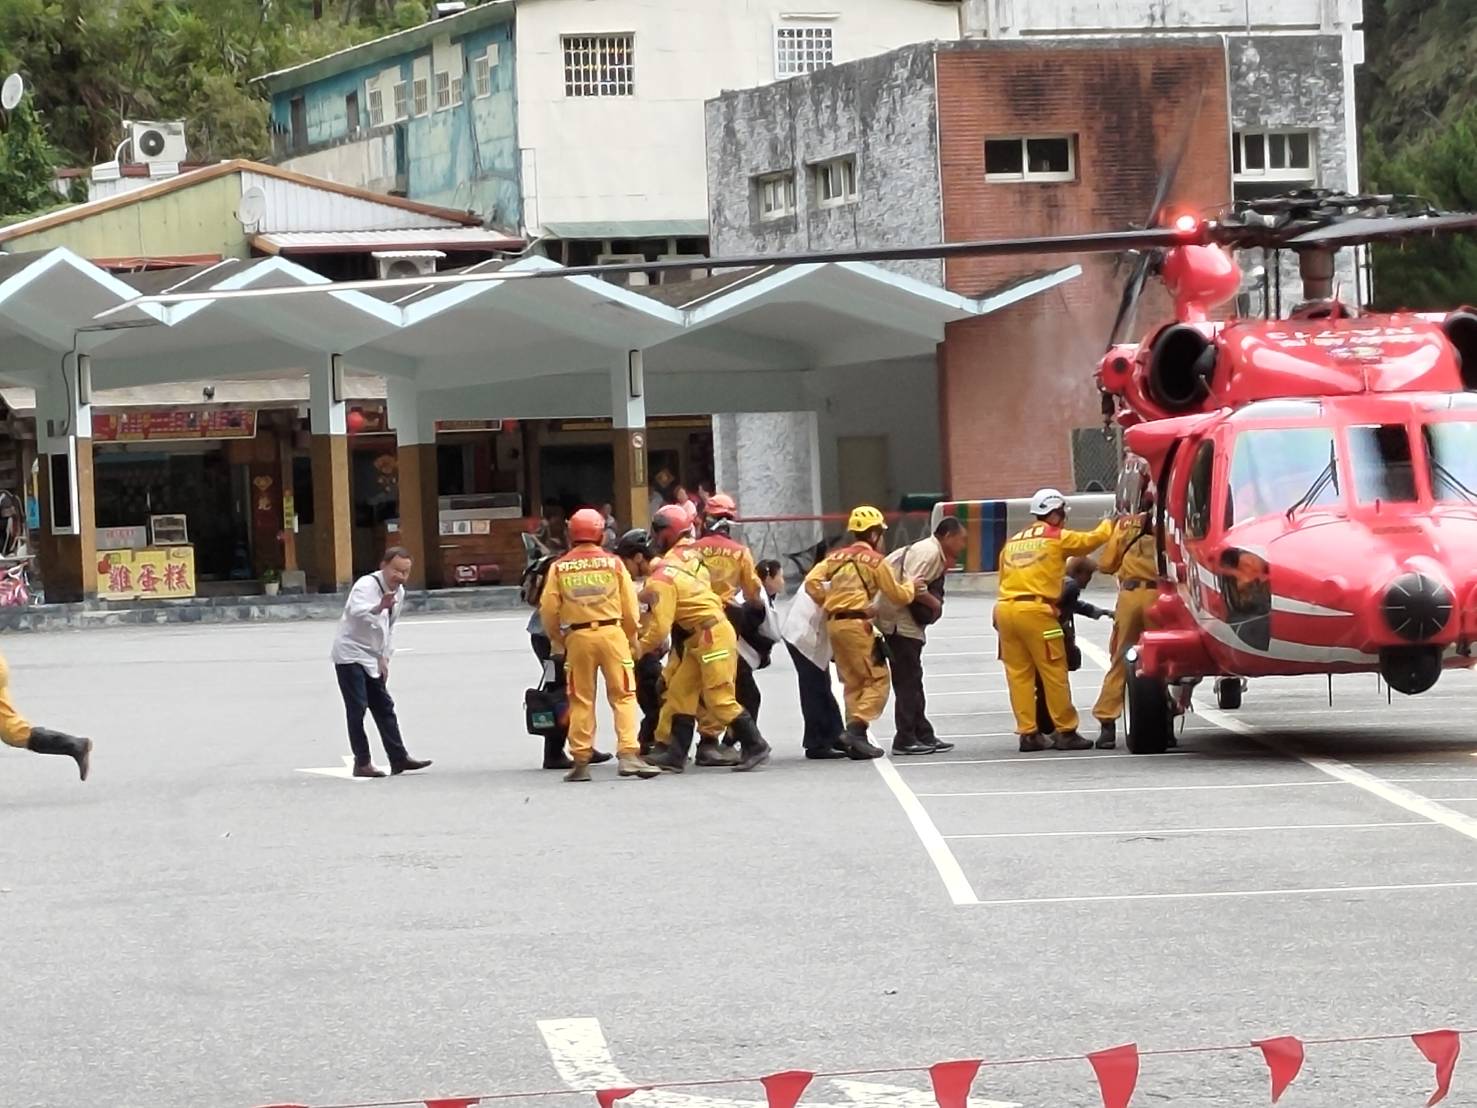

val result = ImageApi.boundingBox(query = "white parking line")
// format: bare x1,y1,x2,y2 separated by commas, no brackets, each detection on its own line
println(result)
1076,638,1477,845
969,880,1477,907
918,780,1349,798
945,821,1434,840
871,756,981,906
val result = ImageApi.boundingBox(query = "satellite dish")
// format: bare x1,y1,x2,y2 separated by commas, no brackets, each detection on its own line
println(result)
1,74,25,112
235,186,266,228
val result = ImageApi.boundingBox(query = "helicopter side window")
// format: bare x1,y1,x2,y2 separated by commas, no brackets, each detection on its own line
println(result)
1226,427,1340,526
1347,424,1418,504
1185,440,1215,539
1424,420,1477,503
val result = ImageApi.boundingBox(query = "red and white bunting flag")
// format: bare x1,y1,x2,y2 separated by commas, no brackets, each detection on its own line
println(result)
1254,1037,1305,1103
1087,1043,1140,1108
1413,1030,1462,1106
761,1069,814,1108
929,1059,983,1108
596,1087,643,1108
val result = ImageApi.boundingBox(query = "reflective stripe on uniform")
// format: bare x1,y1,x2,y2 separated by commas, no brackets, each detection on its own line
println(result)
700,649,730,663
1042,627,1065,640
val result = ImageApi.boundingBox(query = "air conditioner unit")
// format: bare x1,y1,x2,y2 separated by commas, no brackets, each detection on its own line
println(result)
597,253,651,287
657,254,711,284
373,250,445,280
127,120,188,165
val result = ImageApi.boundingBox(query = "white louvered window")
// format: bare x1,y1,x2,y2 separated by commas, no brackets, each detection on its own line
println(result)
435,71,451,110
474,54,492,98
393,81,409,121
367,87,385,128
563,34,635,97
776,25,834,78
413,77,429,116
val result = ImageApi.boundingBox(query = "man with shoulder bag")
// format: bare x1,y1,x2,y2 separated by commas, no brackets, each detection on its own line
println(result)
877,517,968,756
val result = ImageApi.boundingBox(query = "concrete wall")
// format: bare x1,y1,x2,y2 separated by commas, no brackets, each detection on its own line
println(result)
6,175,249,259
272,22,520,225
705,43,944,286
514,0,961,230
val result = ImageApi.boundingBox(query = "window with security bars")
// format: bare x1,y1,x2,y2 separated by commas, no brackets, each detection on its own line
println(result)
563,34,635,97
776,25,833,78
1071,426,1123,494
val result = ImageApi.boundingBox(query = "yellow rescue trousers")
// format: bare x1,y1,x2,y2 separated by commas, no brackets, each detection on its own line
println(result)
564,625,638,763
995,599,1077,735
663,620,744,725
1093,587,1157,722
0,654,31,748
828,618,890,726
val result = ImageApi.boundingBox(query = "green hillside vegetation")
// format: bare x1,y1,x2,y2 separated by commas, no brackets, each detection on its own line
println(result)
0,0,431,218
1360,0,1477,309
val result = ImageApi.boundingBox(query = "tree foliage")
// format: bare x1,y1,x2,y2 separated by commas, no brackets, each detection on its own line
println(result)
0,99,62,221
0,0,430,174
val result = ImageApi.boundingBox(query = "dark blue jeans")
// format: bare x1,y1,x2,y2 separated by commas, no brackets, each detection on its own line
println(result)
786,643,843,751
335,663,409,767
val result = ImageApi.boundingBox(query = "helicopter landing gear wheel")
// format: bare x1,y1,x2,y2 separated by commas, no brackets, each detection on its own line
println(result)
1215,677,1243,711
1125,649,1173,755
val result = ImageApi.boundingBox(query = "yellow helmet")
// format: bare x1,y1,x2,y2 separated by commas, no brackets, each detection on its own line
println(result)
847,505,887,532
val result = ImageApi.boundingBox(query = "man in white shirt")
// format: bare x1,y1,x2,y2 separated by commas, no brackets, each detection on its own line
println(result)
330,547,432,779
877,518,968,756
779,569,847,760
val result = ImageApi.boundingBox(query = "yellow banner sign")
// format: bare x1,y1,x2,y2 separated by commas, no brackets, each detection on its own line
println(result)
96,546,196,601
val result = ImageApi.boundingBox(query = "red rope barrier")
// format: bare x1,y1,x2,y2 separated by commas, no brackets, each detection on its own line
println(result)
272,1026,1477,1108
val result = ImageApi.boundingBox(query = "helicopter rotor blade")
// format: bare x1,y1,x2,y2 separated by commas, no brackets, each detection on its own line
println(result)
1268,212,1477,249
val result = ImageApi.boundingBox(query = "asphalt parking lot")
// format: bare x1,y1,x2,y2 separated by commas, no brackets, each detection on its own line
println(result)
1,591,1472,1108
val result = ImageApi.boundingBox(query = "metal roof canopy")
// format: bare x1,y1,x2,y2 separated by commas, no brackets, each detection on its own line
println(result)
0,246,1081,423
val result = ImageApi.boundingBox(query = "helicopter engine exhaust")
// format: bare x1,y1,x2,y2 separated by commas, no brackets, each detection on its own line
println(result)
1442,309,1477,390
1378,646,1443,696
1147,324,1216,411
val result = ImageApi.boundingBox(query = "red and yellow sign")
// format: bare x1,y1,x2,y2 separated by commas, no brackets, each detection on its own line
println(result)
96,546,196,601
93,409,256,443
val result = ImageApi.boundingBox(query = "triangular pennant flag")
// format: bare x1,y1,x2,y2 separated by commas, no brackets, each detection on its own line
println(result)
1413,1029,1462,1106
1254,1037,1305,1103
1087,1043,1140,1108
929,1059,983,1108
425,1100,481,1108
596,1088,642,1108
761,1069,814,1108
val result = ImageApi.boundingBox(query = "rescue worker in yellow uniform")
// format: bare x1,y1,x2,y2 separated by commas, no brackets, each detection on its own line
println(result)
995,488,1114,752
0,652,92,780
539,508,662,782
804,506,925,760
689,493,766,761
1091,484,1159,749
619,523,772,773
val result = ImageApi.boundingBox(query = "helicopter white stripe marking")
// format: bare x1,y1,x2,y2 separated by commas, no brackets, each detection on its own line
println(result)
1270,595,1354,617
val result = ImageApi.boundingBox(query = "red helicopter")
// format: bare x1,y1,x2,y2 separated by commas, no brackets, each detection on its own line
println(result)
1089,188,1477,753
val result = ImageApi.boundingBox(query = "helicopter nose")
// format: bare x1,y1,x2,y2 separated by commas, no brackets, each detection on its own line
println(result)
1381,572,1454,642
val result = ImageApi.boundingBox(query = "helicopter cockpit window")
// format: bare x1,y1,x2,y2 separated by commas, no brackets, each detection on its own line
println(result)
1347,424,1418,504
1226,427,1340,526
1424,421,1477,503
1185,440,1215,539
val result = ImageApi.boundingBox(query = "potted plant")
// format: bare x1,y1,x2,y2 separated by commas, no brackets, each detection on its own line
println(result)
262,568,281,597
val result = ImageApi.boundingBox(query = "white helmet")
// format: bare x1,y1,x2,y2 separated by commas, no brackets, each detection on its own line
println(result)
1029,488,1068,517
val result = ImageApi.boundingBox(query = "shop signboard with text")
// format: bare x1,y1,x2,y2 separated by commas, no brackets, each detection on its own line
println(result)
93,409,256,443
96,546,196,601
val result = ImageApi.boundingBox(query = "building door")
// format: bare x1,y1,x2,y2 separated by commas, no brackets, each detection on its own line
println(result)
539,445,614,515
837,435,890,512
289,96,308,151
345,91,360,134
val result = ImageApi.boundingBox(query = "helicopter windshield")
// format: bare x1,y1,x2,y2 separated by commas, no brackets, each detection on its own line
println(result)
1346,424,1418,504
1423,421,1477,504
1227,427,1339,526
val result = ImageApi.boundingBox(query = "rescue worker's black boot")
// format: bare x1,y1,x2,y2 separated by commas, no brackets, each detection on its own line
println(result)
26,727,92,781
839,721,883,760
1052,730,1092,751
1019,732,1051,753
1094,720,1117,749
590,749,614,764
728,712,771,772
653,716,695,773
695,736,740,767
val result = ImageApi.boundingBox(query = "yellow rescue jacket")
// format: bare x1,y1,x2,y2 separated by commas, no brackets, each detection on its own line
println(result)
539,544,640,651
1098,516,1158,583
691,532,761,605
998,518,1113,602
804,541,917,613
637,557,726,657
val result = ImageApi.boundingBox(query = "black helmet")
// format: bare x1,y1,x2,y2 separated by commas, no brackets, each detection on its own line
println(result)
615,528,654,559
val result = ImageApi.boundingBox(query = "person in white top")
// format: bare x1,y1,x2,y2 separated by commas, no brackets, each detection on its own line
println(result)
779,565,847,760
330,547,432,779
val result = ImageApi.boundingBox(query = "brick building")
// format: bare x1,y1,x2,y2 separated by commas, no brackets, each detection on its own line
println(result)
706,37,1231,501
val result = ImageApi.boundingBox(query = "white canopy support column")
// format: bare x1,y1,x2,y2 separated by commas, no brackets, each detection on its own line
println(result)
306,353,352,592
386,377,442,589
610,350,648,533
34,353,96,602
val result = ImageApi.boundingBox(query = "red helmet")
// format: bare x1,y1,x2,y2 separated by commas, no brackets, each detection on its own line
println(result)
705,493,737,519
568,507,605,544
652,504,689,540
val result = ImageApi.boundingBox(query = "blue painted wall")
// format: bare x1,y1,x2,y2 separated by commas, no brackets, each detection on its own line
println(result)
270,20,520,227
